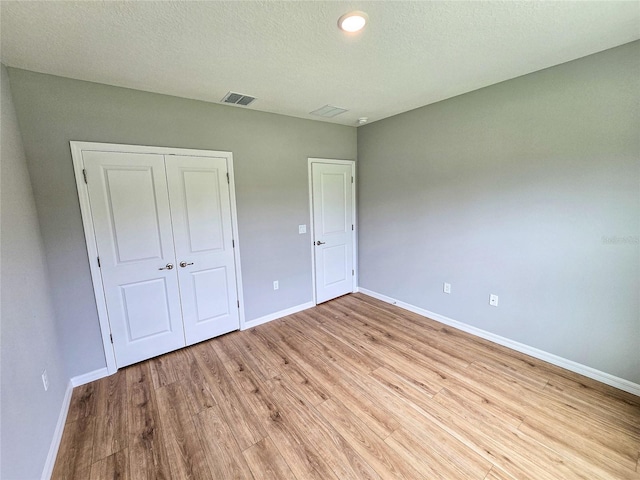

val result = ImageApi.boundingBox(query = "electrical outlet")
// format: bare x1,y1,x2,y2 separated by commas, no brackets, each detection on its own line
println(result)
298,224,307,234
41,370,49,391
489,294,499,307
273,280,279,290
443,282,451,294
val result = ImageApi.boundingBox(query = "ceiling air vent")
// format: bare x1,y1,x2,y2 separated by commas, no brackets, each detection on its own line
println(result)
310,105,348,118
222,91,256,106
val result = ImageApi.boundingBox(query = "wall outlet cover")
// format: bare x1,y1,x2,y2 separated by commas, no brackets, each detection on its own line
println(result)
489,294,499,307
443,282,451,294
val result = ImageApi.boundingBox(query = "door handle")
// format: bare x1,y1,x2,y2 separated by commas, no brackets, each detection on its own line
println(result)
159,263,174,270
315,241,326,246
179,261,194,268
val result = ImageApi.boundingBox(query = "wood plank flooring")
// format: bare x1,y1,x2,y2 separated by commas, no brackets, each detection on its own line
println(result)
53,293,640,479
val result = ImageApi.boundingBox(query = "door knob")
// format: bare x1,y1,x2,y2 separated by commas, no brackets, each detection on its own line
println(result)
179,261,194,268
315,241,326,245
159,263,174,270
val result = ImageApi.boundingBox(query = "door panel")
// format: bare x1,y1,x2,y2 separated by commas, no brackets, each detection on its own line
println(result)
323,245,348,286
83,151,186,367
182,170,225,252
166,155,239,345
312,162,354,303
120,278,173,340
106,167,165,263
320,173,348,234
191,267,230,322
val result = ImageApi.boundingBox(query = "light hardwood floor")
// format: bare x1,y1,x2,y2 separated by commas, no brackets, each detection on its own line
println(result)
53,293,640,479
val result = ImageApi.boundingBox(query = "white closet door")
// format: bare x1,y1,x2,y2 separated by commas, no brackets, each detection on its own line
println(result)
166,155,240,345
312,162,354,303
83,151,186,367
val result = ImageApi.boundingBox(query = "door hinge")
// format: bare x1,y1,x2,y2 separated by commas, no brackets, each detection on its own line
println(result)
352,224,354,231
226,172,230,184
109,333,113,344
82,169,88,184
352,269,355,276
351,176,354,184
232,239,235,248
237,300,240,308
97,256,101,267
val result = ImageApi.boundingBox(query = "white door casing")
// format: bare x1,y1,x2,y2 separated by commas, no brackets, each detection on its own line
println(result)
72,142,244,373
309,159,356,304
166,155,239,345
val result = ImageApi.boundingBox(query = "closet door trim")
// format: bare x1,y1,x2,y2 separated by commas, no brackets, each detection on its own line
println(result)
71,141,245,374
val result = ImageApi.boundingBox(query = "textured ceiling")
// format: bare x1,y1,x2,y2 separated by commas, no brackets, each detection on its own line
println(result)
1,1,638,126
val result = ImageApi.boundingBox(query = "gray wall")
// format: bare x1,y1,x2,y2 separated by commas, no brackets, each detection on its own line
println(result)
1,64,68,479
7,68,356,376
358,42,640,384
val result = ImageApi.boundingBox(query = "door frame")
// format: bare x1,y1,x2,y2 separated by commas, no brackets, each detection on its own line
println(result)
71,141,245,374
307,158,357,305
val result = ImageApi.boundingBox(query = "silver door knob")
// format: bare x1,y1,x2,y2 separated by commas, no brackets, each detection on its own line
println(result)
315,241,326,246
159,263,174,270
179,261,194,268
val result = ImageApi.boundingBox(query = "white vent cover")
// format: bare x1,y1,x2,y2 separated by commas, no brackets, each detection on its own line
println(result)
310,105,348,118
221,91,256,106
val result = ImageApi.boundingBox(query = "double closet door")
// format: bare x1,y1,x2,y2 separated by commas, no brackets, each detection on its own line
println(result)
80,147,240,368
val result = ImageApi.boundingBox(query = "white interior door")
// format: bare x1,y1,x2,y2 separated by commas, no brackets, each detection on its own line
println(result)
311,161,355,303
166,155,239,345
83,151,186,367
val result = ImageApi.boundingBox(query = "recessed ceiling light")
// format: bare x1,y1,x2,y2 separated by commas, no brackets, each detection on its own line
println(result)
338,11,368,33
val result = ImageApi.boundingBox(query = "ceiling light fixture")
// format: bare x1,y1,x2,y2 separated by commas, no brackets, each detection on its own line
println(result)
338,11,368,33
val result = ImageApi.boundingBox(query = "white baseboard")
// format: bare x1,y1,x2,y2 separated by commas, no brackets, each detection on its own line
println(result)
242,301,315,330
357,288,640,397
41,381,73,480
71,367,109,387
